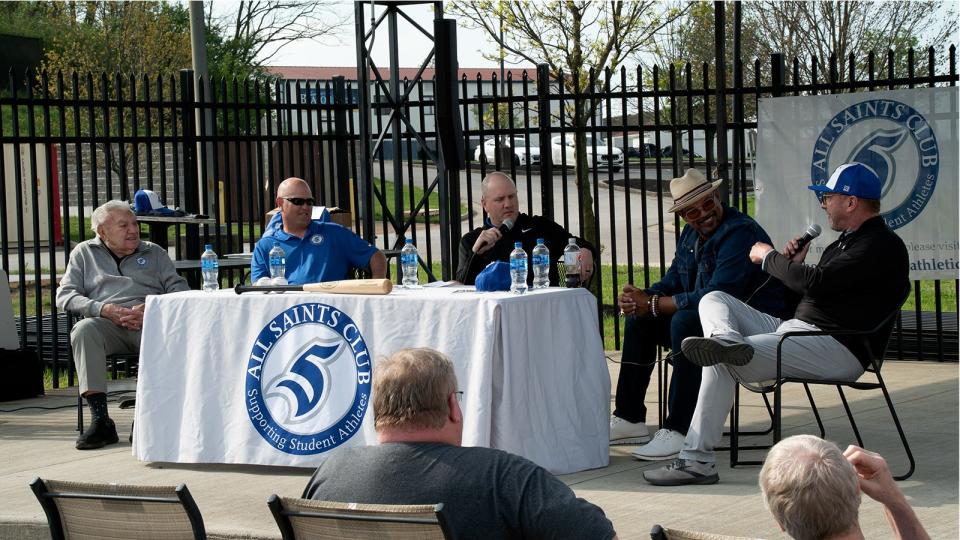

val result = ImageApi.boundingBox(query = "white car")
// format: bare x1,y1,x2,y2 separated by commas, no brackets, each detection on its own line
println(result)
551,134,624,171
473,137,541,166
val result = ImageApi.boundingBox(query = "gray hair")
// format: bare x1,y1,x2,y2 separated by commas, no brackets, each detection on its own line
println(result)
760,435,861,540
90,200,134,233
372,348,457,431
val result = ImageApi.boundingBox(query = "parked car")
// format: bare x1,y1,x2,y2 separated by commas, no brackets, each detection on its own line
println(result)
660,145,699,158
620,145,643,159
473,137,541,166
551,134,624,171
641,143,659,157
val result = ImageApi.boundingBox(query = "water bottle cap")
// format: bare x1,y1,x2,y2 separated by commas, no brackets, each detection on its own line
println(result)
537,238,544,244
205,244,212,250
405,238,413,244
568,238,576,244
514,242,522,249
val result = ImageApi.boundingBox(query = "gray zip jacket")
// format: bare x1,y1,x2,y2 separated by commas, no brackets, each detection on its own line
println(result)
56,237,189,318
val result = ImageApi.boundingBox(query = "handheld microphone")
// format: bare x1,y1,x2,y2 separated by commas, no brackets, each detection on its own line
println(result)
498,217,515,234
795,224,822,249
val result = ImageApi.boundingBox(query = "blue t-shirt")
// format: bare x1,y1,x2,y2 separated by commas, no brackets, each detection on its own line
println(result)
251,220,378,284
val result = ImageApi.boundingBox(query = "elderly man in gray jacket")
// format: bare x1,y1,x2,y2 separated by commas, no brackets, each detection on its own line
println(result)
56,200,189,449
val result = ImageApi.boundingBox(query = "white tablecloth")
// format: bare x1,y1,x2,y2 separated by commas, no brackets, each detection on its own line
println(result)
134,286,609,474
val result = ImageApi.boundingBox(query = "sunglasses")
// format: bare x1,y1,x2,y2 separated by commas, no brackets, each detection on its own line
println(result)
679,195,717,221
282,197,315,206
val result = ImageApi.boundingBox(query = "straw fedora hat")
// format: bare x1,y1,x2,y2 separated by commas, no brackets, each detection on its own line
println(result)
667,168,722,213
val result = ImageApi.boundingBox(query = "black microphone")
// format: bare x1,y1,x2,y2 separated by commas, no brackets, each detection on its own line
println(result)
795,224,822,249
498,217,515,235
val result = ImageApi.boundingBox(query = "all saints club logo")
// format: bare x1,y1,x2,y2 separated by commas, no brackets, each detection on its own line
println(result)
810,98,939,229
245,303,372,455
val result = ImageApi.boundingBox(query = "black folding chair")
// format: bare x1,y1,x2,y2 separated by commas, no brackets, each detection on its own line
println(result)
730,285,915,480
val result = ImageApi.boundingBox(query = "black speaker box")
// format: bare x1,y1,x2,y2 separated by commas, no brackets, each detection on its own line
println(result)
0,348,44,401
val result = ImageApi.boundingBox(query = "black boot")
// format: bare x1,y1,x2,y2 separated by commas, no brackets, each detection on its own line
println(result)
76,416,119,450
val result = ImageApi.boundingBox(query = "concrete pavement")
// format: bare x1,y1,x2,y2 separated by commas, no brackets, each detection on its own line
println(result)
0,357,955,539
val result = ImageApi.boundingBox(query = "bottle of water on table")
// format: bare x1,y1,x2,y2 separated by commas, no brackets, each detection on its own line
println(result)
401,237,420,288
201,244,219,292
269,242,287,285
563,238,581,288
531,238,550,290
509,242,528,295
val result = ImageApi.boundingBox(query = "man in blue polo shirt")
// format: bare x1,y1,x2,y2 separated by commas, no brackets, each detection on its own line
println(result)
251,177,387,284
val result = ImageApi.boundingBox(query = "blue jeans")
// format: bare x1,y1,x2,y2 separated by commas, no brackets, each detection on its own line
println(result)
613,309,704,434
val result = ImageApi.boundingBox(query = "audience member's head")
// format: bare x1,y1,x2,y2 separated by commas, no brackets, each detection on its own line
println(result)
760,435,861,540
91,200,140,257
373,348,461,445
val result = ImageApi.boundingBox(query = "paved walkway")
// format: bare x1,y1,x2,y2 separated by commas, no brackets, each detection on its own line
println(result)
0,358,956,539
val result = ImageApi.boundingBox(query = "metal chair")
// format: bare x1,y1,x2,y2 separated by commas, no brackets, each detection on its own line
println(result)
729,285,915,480
268,495,452,540
30,477,206,540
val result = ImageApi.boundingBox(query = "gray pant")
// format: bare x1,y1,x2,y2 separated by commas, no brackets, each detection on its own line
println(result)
679,291,863,463
71,317,141,395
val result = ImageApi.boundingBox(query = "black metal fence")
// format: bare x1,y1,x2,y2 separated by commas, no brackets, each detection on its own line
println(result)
1,45,957,388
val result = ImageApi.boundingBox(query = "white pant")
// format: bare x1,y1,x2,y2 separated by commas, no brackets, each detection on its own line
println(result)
679,291,864,463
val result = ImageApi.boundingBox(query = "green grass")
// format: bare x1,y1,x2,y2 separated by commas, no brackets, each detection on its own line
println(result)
373,179,468,224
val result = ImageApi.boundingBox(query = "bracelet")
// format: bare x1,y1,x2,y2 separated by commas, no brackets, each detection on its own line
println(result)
648,294,660,318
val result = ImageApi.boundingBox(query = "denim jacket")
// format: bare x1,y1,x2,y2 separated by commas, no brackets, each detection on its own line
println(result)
648,205,790,318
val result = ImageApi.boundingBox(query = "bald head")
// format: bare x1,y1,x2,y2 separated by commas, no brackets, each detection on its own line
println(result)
277,177,312,199
276,177,315,236
480,172,519,226
480,172,515,197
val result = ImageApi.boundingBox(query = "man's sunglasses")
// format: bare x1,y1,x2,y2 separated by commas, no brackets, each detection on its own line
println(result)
679,196,717,221
282,197,315,206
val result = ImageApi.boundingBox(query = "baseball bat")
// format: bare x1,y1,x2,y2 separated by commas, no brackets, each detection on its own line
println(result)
234,278,393,295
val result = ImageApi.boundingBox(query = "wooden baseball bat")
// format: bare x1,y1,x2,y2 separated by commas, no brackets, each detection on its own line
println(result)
234,278,393,295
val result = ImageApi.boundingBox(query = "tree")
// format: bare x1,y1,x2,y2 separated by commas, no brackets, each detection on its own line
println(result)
449,0,688,281
204,1,347,83
36,1,193,191
747,1,958,84
652,1,765,124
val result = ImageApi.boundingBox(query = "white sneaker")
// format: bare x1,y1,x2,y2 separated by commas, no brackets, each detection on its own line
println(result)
631,428,685,460
609,416,651,445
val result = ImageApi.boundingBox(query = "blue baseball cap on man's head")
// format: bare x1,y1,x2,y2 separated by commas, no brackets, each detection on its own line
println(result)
808,163,882,199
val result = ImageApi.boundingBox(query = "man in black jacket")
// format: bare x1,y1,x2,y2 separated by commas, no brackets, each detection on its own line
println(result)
644,162,909,486
456,172,595,286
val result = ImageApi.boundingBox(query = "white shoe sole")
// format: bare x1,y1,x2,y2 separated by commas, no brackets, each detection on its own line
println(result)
631,449,681,461
681,337,754,367
610,435,651,446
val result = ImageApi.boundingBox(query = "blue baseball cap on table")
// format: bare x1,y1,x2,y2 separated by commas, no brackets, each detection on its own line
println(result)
475,261,511,291
809,162,881,199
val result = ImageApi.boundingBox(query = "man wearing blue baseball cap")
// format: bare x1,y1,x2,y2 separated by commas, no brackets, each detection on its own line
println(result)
644,162,909,486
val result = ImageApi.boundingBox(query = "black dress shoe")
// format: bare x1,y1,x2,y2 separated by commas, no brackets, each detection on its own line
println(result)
76,417,120,450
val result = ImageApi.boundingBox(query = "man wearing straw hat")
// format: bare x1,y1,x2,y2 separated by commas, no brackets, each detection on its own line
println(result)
610,168,791,461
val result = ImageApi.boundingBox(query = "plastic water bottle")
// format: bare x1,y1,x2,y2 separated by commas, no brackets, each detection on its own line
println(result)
401,238,419,288
201,244,219,292
269,243,287,285
563,238,581,288
509,242,528,295
531,238,550,289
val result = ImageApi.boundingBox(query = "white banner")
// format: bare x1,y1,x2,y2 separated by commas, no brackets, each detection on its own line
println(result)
756,87,958,279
